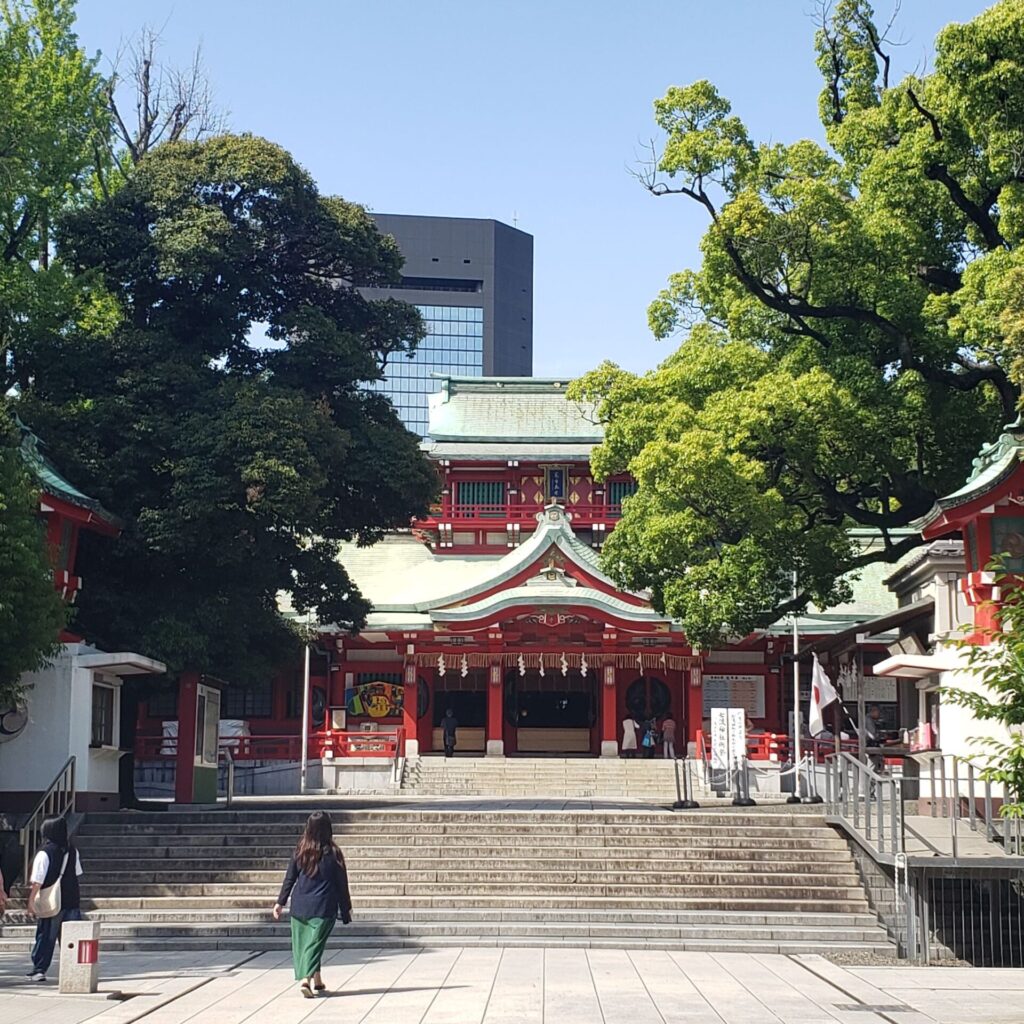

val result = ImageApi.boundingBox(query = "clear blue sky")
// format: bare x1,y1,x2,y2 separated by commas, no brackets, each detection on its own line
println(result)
74,0,991,378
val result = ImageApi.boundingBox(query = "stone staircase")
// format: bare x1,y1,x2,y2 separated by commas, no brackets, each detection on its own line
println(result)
0,807,895,955
401,756,697,800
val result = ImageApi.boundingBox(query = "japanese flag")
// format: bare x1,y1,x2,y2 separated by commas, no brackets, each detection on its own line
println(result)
808,654,839,737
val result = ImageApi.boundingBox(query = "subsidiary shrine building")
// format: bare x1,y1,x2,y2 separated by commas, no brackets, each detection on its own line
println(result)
305,376,791,759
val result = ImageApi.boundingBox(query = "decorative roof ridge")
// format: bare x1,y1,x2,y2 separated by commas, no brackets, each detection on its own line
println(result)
15,415,120,526
965,415,1024,485
383,504,644,613
917,417,1024,530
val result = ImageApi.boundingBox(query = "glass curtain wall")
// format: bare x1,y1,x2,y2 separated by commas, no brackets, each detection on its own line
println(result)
370,305,484,436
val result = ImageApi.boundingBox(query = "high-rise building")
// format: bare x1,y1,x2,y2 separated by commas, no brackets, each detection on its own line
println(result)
362,214,533,435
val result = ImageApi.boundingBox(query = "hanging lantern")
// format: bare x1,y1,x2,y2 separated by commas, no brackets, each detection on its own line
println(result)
518,653,526,677
560,652,569,677
460,652,469,678
580,653,588,677
438,653,446,678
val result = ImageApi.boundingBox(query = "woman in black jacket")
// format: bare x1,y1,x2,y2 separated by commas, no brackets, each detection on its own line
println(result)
272,811,352,998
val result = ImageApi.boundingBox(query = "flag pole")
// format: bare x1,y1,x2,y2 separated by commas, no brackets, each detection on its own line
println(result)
788,570,802,804
300,611,312,795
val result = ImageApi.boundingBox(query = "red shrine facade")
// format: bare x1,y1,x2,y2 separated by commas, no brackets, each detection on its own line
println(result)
132,377,789,760
297,377,777,758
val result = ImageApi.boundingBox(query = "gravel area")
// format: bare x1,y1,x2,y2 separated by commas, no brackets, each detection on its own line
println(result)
825,950,972,967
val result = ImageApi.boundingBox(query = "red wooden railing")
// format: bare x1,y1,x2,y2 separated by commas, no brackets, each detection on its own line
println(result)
696,731,862,764
434,501,624,524
136,728,406,761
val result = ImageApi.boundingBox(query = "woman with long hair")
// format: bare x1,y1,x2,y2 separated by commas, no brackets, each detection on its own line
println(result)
272,810,352,997
26,816,84,982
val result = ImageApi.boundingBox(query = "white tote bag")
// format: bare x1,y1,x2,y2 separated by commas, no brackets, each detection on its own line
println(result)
34,852,69,919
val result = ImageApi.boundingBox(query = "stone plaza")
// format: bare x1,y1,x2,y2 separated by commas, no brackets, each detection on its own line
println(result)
4,946,1024,1024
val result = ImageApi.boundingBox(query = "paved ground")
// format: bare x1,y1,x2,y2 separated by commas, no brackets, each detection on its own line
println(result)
3,947,1024,1024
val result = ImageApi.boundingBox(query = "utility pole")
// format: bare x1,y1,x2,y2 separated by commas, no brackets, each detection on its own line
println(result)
788,571,803,803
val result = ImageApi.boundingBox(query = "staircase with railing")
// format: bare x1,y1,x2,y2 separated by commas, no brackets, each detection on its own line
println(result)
824,751,1024,964
17,755,76,886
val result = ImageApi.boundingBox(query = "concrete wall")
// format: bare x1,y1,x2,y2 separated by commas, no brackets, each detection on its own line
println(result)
0,644,122,813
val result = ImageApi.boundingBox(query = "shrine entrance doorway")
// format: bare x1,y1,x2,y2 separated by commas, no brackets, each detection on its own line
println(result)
432,670,486,753
506,670,597,754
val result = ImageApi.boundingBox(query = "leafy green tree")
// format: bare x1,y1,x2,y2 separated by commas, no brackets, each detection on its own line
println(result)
0,0,112,376
0,409,66,705
944,569,1024,820
572,1,1023,648
14,134,437,683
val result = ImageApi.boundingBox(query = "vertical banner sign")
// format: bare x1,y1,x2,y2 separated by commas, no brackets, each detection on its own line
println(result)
711,708,729,770
727,708,746,767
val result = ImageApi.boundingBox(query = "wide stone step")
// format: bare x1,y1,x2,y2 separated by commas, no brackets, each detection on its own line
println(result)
77,819,839,835
67,894,870,913
80,811,826,827
0,920,888,942
0,906,883,927
81,869,862,888
0,933,895,954
77,883,868,902
71,855,857,873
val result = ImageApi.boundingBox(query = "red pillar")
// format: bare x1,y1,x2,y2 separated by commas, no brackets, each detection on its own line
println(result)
687,665,705,749
403,663,418,756
601,664,618,757
487,663,504,756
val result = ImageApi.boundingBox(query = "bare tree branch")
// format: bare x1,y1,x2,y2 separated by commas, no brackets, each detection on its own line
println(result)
105,27,227,166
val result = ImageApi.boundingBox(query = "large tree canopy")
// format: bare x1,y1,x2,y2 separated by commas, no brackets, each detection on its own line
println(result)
0,0,104,696
0,0,111,366
14,134,437,681
0,410,66,704
571,0,1023,649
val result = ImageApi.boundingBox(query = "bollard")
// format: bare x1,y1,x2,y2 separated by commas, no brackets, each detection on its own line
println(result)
59,919,100,994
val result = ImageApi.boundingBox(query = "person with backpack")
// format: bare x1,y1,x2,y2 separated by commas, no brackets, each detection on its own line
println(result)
273,811,352,998
26,816,83,982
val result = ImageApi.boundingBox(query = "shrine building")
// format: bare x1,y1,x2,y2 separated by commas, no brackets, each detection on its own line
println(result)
129,375,911,782
270,377,862,759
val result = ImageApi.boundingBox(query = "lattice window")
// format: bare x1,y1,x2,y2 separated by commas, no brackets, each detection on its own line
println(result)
608,479,638,511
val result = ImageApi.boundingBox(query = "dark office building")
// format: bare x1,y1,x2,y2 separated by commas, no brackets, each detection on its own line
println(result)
362,214,533,436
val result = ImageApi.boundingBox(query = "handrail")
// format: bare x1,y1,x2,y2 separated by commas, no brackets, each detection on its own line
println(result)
824,751,904,857
19,756,76,886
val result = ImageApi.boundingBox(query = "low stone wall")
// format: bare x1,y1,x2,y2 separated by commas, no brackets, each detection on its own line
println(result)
135,757,396,797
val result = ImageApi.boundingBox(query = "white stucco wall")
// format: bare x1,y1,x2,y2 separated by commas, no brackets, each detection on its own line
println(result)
0,643,122,799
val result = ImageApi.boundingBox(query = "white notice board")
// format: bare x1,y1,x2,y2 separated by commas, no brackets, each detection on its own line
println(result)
702,674,765,718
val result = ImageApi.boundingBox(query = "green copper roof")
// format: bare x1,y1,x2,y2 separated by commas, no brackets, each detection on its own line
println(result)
427,375,603,444
917,418,1024,529
16,416,118,524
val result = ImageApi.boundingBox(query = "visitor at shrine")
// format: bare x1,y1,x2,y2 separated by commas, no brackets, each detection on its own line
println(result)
661,716,677,759
641,718,657,758
621,714,639,758
865,705,886,772
273,811,352,998
26,816,84,983
442,708,458,758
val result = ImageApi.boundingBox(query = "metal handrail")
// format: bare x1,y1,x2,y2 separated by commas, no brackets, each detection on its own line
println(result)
915,751,1023,855
19,756,76,885
824,752,904,856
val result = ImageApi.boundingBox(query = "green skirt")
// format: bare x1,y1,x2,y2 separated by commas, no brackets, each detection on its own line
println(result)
290,916,335,980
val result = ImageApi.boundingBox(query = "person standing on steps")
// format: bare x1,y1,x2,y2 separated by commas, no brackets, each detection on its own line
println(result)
661,715,677,759
273,810,353,998
442,708,458,758
26,816,83,983
621,713,638,758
